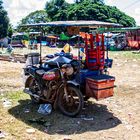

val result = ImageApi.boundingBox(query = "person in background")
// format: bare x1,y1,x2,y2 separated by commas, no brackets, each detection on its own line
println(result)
0,38,4,50
36,35,41,48
60,43,74,59
62,43,73,53
6,39,14,54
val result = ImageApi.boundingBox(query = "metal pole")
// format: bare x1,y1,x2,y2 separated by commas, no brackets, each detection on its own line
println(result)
39,26,42,66
78,35,81,60
77,34,81,90
106,32,109,60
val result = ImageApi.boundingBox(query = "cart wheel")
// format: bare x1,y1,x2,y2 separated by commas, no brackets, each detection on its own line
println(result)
58,85,84,117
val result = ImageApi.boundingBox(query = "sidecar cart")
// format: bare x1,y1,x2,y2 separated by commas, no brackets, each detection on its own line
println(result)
79,32,116,101
86,74,115,100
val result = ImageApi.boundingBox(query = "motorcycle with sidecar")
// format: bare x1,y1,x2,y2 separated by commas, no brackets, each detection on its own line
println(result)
22,20,119,117
24,52,84,117
23,33,115,117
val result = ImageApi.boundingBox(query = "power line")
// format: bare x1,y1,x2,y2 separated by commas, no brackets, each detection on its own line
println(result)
122,0,140,10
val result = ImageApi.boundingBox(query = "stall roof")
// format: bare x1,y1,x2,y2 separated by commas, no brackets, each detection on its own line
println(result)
21,20,122,28
121,27,140,31
12,32,25,36
97,27,140,33
29,32,41,34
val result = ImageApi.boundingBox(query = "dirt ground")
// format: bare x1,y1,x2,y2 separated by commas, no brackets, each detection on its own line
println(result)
0,50,140,140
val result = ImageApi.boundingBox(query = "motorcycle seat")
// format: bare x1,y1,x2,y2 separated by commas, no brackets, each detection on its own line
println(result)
36,69,45,76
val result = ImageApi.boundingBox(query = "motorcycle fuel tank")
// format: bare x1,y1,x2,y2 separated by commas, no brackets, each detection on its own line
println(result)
42,68,60,81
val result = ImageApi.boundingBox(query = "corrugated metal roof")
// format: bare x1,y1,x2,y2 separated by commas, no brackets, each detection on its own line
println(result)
121,27,140,30
22,20,122,27
97,27,140,33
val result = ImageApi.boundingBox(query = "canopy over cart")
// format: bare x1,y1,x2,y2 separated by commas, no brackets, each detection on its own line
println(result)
21,20,122,63
22,20,122,28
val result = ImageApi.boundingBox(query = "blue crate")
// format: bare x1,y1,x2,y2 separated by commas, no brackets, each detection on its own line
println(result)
75,69,99,84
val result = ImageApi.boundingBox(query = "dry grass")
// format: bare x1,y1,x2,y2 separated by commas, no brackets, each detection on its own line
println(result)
0,61,24,93
0,49,140,140
0,46,79,57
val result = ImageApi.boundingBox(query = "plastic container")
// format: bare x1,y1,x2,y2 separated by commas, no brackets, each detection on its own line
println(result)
25,53,40,66
86,74,115,100
80,69,99,84
38,104,52,115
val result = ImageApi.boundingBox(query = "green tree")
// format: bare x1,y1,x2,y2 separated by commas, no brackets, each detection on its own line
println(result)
45,0,135,27
19,0,135,29
45,0,69,20
0,0,9,38
8,24,13,38
17,10,49,34
20,10,49,24
74,0,104,4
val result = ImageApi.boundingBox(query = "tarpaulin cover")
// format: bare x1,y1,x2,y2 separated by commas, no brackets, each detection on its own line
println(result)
60,33,70,40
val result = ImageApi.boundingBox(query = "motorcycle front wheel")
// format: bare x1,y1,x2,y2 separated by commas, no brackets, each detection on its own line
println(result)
28,78,41,103
58,85,84,117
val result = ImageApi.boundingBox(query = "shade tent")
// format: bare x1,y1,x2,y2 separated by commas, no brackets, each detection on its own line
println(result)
46,55,72,66
47,35,58,39
59,33,70,40
12,33,25,36
29,32,41,35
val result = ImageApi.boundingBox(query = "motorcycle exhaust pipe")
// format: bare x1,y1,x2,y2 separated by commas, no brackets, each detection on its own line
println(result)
23,88,53,103
23,88,40,99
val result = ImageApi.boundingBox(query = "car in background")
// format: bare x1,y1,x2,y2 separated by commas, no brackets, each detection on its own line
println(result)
112,34,127,50
11,33,29,48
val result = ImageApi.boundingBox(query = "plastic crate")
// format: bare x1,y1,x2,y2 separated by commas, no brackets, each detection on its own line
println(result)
86,74,115,100
79,69,99,84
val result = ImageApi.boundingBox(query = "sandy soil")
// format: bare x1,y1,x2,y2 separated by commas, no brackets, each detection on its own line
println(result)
0,51,140,140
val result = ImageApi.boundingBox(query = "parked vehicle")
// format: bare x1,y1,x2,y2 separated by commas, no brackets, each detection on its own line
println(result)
112,34,127,50
24,53,84,117
23,20,119,117
126,27,140,49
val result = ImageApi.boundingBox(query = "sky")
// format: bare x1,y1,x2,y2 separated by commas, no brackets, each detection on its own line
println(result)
105,0,140,26
3,0,140,27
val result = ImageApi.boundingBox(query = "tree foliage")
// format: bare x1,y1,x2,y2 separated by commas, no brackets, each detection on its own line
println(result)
0,0,9,38
18,0,136,33
74,0,104,5
17,10,49,33
20,10,49,24
45,0,69,21
8,24,13,38
45,0,135,27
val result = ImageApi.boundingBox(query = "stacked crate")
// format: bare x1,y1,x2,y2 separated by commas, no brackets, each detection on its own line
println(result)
85,33,105,70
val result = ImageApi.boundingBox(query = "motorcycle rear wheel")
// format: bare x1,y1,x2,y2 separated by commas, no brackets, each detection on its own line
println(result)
58,85,84,117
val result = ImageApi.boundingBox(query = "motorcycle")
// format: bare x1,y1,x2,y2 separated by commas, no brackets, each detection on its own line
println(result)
23,59,84,117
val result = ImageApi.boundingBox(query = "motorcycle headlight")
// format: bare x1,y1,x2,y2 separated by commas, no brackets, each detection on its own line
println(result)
61,64,74,76
65,66,74,76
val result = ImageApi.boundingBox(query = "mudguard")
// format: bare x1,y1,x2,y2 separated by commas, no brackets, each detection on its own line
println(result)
25,76,34,88
67,80,80,87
